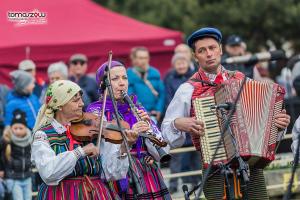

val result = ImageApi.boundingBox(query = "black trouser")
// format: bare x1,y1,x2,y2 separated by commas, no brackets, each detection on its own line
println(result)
203,167,269,200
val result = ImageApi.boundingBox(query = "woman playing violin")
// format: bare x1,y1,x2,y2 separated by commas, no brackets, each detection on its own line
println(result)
31,80,138,200
87,61,171,200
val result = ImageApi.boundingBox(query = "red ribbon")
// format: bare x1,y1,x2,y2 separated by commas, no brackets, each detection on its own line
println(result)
214,72,224,84
65,125,80,150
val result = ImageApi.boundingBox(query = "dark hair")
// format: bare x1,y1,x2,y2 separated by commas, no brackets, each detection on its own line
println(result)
190,36,221,52
130,46,149,58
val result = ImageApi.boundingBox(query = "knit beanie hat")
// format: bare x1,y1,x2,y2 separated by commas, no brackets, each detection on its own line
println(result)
10,70,34,94
11,109,27,127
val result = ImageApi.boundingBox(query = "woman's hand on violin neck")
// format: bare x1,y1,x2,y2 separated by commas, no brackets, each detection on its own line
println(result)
82,143,99,157
137,109,151,122
132,121,150,134
124,129,139,146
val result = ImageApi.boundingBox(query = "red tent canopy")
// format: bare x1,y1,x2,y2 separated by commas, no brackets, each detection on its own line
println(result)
0,0,182,86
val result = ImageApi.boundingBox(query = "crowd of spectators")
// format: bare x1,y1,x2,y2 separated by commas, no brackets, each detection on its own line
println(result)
0,34,299,199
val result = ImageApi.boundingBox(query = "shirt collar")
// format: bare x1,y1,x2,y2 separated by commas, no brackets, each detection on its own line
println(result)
203,66,226,82
51,119,67,134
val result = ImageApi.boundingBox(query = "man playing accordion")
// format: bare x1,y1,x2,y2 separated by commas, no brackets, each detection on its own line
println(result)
162,27,290,200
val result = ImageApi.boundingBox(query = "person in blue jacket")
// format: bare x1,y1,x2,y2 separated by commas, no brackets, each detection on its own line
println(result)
4,70,41,130
127,46,165,123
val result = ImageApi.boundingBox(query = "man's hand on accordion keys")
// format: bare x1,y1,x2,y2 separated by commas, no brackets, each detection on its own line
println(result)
274,109,291,130
174,117,205,136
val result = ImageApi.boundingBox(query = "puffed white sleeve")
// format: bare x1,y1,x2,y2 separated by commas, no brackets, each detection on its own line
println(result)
100,141,129,180
31,131,84,185
161,83,194,149
291,116,300,156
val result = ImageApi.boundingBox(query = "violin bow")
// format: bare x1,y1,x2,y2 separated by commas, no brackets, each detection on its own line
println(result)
96,51,113,149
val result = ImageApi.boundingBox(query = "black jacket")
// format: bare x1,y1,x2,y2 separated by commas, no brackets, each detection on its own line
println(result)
285,96,300,133
0,139,31,179
70,75,99,102
164,68,194,108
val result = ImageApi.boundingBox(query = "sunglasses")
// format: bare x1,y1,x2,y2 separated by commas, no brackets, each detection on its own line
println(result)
71,60,86,65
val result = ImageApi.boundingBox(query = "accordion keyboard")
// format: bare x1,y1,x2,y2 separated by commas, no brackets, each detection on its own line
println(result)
193,96,228,166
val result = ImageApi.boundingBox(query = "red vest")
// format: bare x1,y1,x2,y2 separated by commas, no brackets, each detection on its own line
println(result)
187,68,244,151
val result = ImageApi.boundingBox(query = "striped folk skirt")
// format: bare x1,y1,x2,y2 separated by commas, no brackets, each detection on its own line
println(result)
108,152,171,200
38,176,120,200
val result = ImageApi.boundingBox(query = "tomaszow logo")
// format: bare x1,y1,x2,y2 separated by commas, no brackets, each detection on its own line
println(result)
7,9,47,26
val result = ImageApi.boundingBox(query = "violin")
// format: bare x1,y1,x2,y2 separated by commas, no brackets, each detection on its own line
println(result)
70,112,127,144
70,112,167,147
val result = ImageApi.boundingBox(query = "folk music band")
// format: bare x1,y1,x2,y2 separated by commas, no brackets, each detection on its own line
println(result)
32,27,291,200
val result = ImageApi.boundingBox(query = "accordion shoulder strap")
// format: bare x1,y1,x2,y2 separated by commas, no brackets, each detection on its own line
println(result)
189,78,217,86
188,70,244,88
227,70,246,80
227,70,236,78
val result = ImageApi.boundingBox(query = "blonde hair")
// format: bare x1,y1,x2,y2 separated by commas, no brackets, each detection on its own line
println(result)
3,126,12,161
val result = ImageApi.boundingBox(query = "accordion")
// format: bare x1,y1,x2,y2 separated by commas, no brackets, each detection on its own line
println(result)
193,79,285,169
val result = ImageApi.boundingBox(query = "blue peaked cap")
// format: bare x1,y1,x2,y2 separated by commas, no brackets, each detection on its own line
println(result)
187,27,222,47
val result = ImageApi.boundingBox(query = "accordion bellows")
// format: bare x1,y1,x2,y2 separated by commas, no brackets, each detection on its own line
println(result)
193,79,285,169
